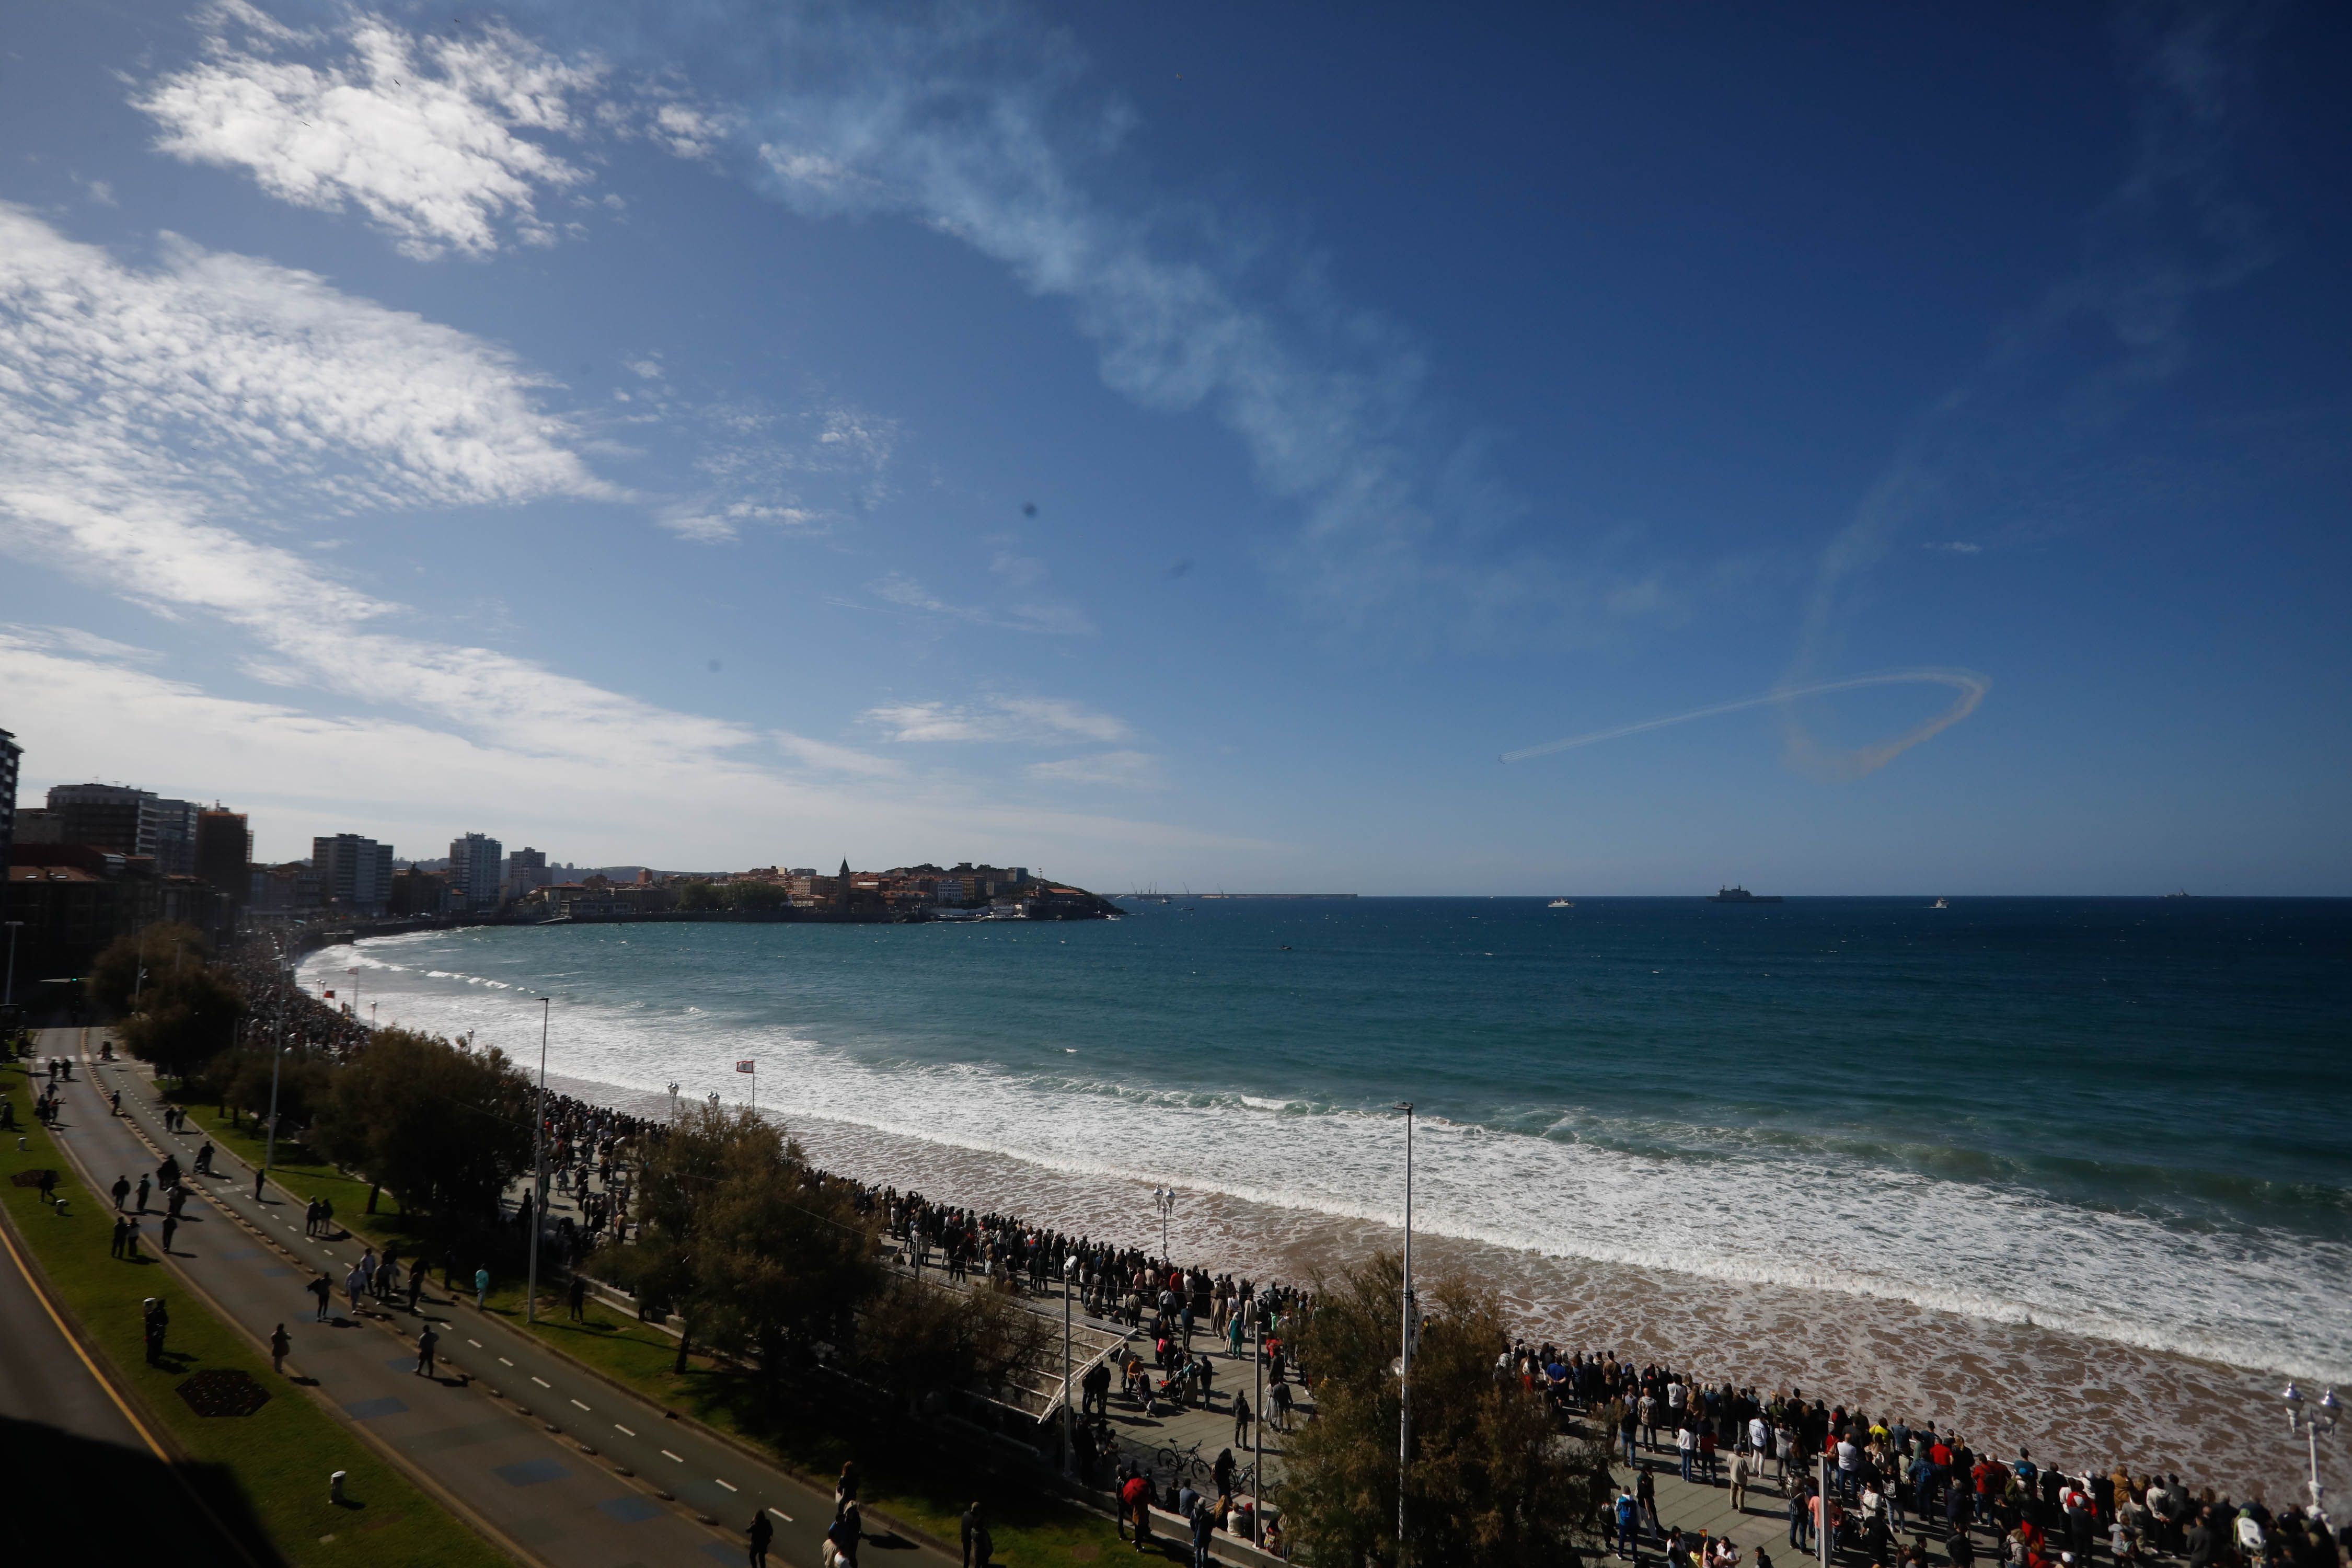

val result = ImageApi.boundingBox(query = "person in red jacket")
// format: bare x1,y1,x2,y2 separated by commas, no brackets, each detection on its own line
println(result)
1120,1471,1154,1553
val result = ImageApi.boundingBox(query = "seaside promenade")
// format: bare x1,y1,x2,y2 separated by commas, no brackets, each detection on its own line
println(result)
40,1025,962,1568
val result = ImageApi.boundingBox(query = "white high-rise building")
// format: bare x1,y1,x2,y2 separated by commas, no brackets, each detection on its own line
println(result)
449,832,504,911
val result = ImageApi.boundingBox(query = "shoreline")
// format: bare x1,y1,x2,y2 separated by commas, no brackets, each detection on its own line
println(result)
535,1060,2310,1503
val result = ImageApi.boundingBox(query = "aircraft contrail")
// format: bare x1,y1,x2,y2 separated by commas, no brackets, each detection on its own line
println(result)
1501,668,1990,766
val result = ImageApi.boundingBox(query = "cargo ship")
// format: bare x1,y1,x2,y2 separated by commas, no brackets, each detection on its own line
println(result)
1710,885,1782,903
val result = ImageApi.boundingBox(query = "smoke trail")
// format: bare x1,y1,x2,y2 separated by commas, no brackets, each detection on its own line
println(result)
1501,669,1989,766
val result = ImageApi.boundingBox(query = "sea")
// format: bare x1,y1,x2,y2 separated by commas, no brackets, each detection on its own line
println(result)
304,896,2352,1495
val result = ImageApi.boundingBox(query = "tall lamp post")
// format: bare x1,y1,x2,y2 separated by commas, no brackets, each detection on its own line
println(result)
1059,1249,1076,1478
1396,1100,1416,1564
525,996,550,1324
2284,1382,2339,1525
256,960,289,1202
4,920,22,1016
1153,1186,1175,1265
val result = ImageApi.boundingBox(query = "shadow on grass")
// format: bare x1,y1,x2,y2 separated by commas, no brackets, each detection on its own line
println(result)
0,1415,285,1566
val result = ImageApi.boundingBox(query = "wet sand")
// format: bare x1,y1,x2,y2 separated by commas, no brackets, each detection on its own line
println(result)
559,1068,2309,1502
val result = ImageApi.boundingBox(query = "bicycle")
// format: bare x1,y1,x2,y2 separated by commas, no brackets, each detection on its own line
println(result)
1154,1439,1213,1484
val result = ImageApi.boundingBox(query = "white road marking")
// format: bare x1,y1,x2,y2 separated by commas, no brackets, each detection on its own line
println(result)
468,1339,483,1348
571,1399,591,1411
614,1424,636,1437
769,1507,794,1523
498,1357,515,1367
661,1449,684,1463
531,1376,552,1388
716,1479,738,1492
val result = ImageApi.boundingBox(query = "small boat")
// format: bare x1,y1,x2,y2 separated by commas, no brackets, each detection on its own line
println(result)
1548,899,1575,908
1931,897,1949,909
1710,886,1782,903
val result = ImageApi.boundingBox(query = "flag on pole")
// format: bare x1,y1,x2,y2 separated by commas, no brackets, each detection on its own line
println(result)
322,989,336,999
735,1059,756,1074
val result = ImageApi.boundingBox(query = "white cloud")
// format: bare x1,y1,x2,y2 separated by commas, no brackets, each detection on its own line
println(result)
679,4,1596,631
867,570,1093,636
663,399,898,541
861,696,1131,745
135,4,604,258
1027,750,1165,789
1923,540,1984,554
0,205,764,769
772,731,904,778
2,624,164,664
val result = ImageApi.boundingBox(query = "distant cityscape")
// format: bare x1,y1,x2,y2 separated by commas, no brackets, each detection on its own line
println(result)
0,724,1106,1001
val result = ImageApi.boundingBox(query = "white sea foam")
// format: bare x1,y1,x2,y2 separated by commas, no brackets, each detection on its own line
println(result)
313,938,2350,1385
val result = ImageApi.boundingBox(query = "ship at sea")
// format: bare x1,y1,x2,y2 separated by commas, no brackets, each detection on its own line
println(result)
1548,898,1575,908
1710,885,1783,903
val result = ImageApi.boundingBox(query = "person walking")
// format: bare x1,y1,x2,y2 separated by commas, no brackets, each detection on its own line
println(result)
568,1274,587,1321
406,1261,425,1315
344,1262,366,1315
111,1174,130,1210
749,1508,775,1568
1189,1500,1213,1568
134,1174,149,1212
474,1265,489,1309
309,1271,332,1321
160,1214,178,1255
123,1218,142,1260
414,1322,439,1378
961,1501,985,1568
1732,1447,1753,1514
143,1298,168,1365
110,1216,128,1259
271,1323,291,1375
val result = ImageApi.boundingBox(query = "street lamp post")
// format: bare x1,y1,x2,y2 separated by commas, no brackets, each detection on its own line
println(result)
257,961,289,1203
2284,1381,2339,1525
1060,1249,1076,1478
1396,1100,1416,1562
526,996,550,1324
1154,1186,1176,1264
4,920,22,1012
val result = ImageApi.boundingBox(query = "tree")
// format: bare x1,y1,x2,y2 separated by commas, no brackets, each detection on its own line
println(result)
89,924,211,1016
857,1275,1052,1418
1285,1253,1612,1568
629,1104,880,1389
113,964,242,1086
310,1029,535,1244
207,1045,333,1134
673,880,721,912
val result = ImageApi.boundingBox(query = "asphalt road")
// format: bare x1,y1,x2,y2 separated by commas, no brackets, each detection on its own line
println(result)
47,1026,959,1568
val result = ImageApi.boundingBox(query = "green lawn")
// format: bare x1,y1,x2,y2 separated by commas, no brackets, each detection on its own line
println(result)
170,1081,1175,1567
1,1064,509,1568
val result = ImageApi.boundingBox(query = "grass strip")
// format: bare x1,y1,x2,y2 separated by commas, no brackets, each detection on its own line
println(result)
171,1086,1177,1566
2,1064,508,1568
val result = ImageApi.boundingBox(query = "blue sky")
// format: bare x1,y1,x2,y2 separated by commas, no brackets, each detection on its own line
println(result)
2,0,2346,893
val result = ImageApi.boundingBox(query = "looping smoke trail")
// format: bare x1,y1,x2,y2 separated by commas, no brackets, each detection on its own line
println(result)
1501,668,1989,769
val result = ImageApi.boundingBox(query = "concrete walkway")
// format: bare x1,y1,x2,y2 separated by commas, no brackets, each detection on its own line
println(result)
49,1028,959,1568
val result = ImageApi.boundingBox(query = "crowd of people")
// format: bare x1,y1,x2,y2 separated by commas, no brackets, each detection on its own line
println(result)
1521,1352,2345,1568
